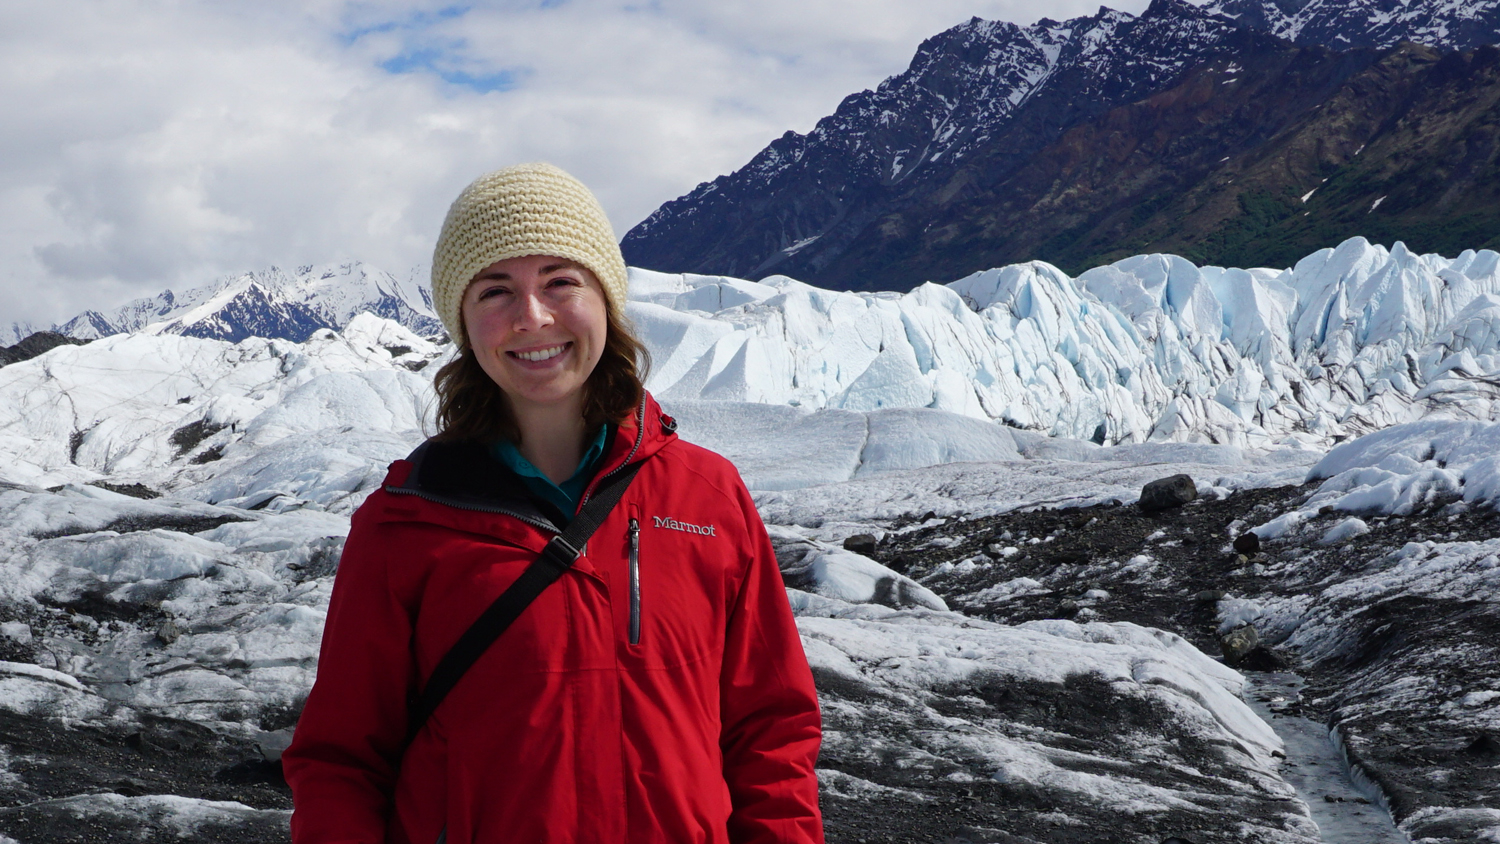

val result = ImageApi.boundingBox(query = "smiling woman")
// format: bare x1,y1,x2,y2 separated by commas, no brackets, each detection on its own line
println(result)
466,255,608,412
437,250,651,481
281,162,824,844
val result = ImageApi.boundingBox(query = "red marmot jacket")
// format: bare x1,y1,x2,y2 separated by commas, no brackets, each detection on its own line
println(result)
283,395,823,844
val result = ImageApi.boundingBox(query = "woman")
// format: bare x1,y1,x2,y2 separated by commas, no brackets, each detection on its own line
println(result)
282,163,824,844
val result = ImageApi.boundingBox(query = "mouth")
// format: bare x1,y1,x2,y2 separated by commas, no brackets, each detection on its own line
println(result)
507,342,570,363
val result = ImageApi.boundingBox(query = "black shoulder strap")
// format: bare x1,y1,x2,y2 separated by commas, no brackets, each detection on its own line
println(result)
406,460,644,744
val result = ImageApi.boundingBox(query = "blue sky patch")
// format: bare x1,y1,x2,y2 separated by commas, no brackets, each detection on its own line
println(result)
378,47,525,93
342,4,527,94
339,4,470,46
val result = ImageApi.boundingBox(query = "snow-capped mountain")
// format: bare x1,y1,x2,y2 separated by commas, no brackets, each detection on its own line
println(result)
622,0,1500,291
1203,0,1500,52
36,261,441,344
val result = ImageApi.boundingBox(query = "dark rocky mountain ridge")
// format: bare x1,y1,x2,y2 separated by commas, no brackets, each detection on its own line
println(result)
1205,0,1500,53
0,332,89,368
623,0,1261,286
869,40,1500,280
622,0,1500,290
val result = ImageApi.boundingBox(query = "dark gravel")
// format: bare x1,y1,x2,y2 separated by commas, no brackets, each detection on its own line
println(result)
844,481,1500,844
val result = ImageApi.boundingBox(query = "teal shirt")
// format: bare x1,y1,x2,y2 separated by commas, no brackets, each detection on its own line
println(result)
492,425,610,517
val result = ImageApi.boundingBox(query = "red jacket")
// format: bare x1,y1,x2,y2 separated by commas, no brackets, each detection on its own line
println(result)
283,394,823,844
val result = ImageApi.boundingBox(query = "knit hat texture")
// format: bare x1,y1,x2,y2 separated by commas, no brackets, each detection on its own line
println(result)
431,162,628,346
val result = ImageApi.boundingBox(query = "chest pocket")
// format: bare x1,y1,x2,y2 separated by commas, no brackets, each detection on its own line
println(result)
625,514,727,670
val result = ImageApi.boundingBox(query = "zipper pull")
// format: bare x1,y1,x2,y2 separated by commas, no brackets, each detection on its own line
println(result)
628,518,641,645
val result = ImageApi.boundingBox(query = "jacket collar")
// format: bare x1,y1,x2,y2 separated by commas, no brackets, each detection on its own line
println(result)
384,391,677,528
578,391,676,502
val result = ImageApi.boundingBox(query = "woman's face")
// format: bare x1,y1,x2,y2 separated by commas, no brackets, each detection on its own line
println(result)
462,254,609,418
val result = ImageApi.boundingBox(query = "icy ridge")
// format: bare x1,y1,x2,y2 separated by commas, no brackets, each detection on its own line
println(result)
3,235,1499,497
5,237,1495,494
626,237,1500,448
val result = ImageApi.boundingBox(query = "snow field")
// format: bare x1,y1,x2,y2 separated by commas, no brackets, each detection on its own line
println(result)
0,239,1496,838
1250,418,1500,543
752,447,1316,533
793,594,1317,837
0,793,291,840
0,485,341,734
798,601,1280,759
0,314,440,495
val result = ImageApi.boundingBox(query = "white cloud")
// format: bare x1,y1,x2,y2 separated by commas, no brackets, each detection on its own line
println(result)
0,0,1150,331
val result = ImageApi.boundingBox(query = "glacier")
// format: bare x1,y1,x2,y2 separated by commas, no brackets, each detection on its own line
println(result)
3,235,1499,522
628,237,1500,448
0,236,1497,842
7,234,1496,489
0,313,439,494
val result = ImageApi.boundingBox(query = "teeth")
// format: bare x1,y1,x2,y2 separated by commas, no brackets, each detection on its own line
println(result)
515,344,566,362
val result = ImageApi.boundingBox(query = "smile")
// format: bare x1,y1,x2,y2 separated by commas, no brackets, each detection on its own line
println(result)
508,343,569,362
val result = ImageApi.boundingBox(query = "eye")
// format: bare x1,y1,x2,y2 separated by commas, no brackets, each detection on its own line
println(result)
474,284,511,301
547,275,582,289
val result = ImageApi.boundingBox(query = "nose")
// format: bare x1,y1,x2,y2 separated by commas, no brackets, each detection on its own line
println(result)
514,289,553,331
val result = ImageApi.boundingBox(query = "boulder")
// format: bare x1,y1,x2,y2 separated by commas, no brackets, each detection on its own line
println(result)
1240,645,1289,671
765,524,946,611
155,620,182,646
1220,624,1259,666
1464,732,1500,758
1233,532,1261,555
842,533,878,555
1139,474,1197,512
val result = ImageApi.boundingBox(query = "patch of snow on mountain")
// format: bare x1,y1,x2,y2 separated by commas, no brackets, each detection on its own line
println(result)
1198,0,1500,52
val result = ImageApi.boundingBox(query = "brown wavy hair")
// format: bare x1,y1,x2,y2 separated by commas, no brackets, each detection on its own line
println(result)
432,302,650,444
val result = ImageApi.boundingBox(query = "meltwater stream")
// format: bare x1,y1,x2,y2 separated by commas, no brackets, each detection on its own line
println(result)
1242,672,1408,844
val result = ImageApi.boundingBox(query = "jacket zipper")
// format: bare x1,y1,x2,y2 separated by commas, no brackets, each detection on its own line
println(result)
628,518,641,645
578,395,648,508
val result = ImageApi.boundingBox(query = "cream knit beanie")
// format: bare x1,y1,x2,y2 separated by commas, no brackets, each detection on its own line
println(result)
431,162,628,347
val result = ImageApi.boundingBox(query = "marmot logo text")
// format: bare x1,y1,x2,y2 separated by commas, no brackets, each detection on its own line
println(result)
653,516,717,537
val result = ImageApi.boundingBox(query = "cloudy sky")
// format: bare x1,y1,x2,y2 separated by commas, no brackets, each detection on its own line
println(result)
1,0,1154,331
